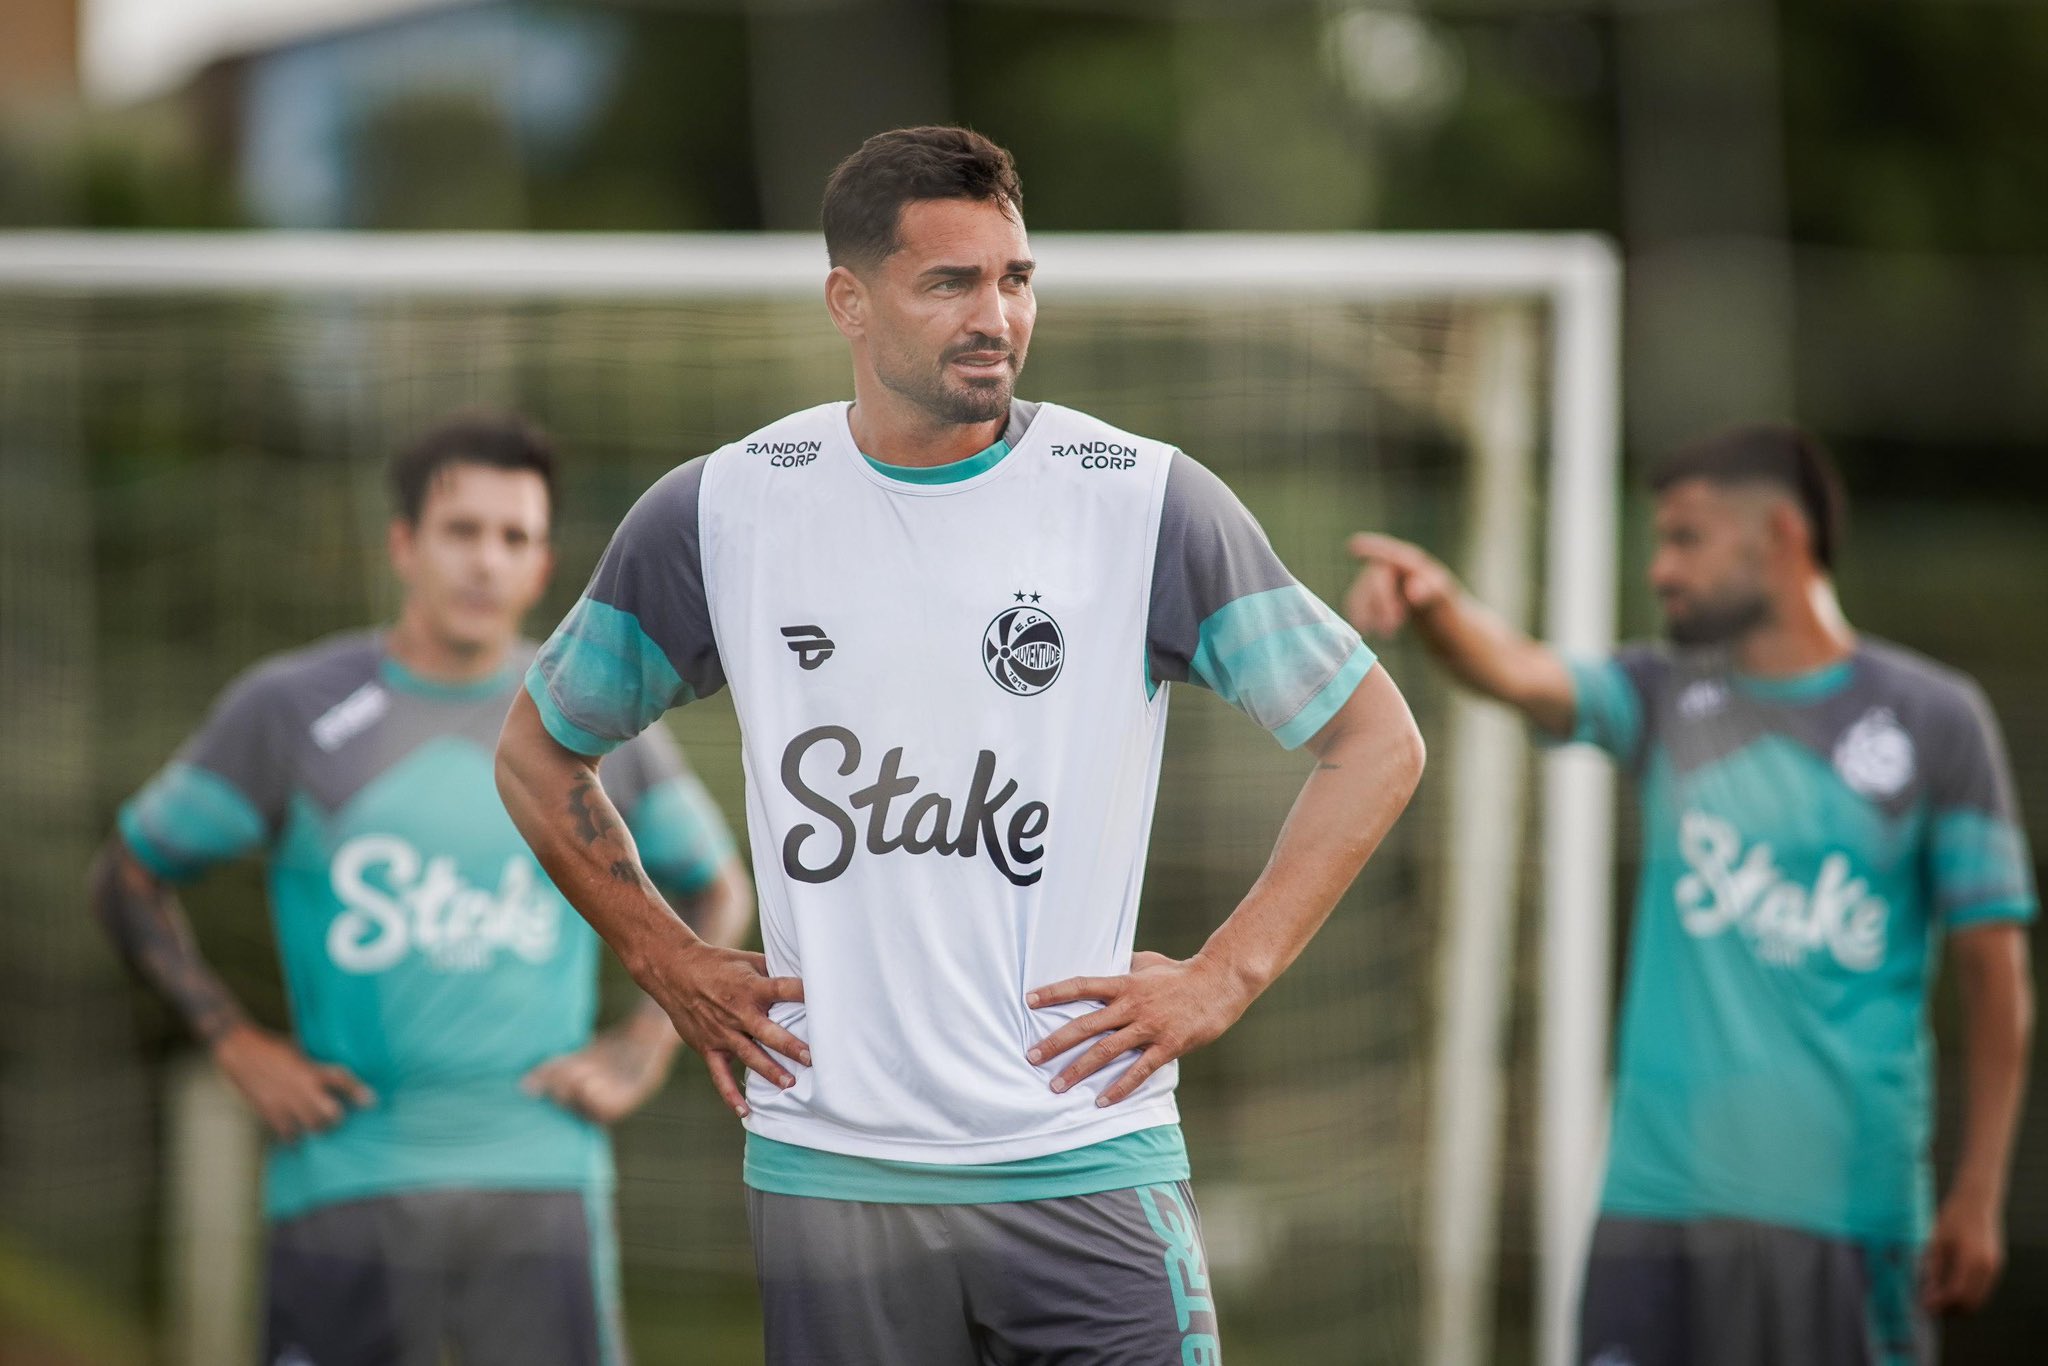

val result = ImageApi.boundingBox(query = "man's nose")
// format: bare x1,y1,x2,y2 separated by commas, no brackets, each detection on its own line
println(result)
475,537,515,577
966,282,1010,341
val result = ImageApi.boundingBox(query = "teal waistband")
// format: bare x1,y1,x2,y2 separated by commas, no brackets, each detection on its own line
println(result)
744,1124,1190,1205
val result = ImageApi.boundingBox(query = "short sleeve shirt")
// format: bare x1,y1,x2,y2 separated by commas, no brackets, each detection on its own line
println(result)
1563,639,2035,1242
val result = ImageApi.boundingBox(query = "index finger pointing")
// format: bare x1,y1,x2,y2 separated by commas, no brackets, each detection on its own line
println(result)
1026,976,1124,1008
1347,532,1424,568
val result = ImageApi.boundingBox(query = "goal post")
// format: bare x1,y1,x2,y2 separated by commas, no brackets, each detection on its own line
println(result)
0,230,1619,1366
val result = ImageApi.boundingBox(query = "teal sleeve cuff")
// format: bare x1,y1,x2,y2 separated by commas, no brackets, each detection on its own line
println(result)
1562,654,1644,759
1272,644,1378,750
528,596,692,755
1187,585,1369,741
524,669,623,758
1945,898,2039,932
117,801,187,882
1932,809,2035,925
115,761,268,883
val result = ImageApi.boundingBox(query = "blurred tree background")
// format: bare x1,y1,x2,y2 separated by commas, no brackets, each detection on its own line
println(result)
2,1,2043,1362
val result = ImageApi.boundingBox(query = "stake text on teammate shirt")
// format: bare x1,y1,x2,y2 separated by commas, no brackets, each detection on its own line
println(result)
1674,809,1888,972
778,725,1050,886
327,834,561,973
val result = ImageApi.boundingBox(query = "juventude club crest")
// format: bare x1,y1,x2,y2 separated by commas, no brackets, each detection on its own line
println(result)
1833,706,1915,799
983,603,1064,696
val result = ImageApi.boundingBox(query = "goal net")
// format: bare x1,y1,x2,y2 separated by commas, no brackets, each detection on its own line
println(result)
0,232,1618,1366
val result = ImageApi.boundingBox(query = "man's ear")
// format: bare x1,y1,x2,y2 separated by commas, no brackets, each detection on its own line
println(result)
388,517,416,585
824,265,867,341
1765,496,1814,571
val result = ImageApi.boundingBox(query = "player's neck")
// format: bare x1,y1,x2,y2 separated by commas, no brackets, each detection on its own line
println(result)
846,385,1005,470
1735,578,1855,677
384,610,513,685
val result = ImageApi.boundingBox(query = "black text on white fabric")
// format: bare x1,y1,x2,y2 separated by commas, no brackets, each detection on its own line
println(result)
778,725,1050,887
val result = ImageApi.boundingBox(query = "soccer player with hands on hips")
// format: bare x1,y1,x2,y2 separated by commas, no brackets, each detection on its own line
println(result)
498,125,1426,1365
1344,426,2035,1366
95,415,752,1366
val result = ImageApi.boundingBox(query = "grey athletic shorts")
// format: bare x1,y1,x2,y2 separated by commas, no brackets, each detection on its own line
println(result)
747,1182,1221,1365
1578,1215,1932,1366
263,1188,627,1366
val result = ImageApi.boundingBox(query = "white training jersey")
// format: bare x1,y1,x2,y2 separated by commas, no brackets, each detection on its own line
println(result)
529,399,1374,1164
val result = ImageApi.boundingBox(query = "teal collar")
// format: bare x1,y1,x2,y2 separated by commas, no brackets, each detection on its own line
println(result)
862,438,1011,486
1733,654,1856,703
377,651,518,701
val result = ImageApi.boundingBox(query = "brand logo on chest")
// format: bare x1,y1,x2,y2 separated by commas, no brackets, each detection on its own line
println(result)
779,725,1050,887
748,439,822,468
1674,809,1888,972
1834,706,1915,800
984,604,1064,696
310,683,389,752
1050,440,1138,470
327,834,561,973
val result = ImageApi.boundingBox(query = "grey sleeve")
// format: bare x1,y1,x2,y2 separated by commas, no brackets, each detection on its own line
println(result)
1923,679,2037,927
116,663,292,881
527,457,725,756
1559,645,1667,772
1146,453,1375,750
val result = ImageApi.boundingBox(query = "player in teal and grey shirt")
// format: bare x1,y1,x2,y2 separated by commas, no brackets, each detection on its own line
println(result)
92,413,751,1366
1344,425,2034,1365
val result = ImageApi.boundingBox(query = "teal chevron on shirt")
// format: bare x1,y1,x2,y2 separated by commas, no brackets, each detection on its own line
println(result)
117,633,735,1219
1561,640,2036,1243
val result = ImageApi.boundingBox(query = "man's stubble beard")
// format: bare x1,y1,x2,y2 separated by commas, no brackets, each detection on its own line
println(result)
1661,588,1772,648
877,342,1025,426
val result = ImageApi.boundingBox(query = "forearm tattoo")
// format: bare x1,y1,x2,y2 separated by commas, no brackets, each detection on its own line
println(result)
90,846,246,1044
565,769,655,890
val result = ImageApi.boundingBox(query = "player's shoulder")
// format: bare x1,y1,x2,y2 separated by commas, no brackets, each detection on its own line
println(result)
1852,637,1995,735
1596,639,1684,705
228,631,382,710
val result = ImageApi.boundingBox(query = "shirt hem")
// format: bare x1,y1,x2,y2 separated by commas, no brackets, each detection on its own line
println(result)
739,1096,1182,1166
744,1158,1192,1205
1597,1194,1924,1247
265,1167,615,1224
743,1125,1191,1205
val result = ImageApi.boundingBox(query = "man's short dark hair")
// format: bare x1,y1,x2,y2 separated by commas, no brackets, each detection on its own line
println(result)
1650,423,1847,571
821,126,1023,273
389,410,558,525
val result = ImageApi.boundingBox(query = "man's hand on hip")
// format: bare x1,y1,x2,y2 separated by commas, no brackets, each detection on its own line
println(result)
1024,951,1253,1107
212,1022,374,1142
639,933,808,1119
523,1005,681,1125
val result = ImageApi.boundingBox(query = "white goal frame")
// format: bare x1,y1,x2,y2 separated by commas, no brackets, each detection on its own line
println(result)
0,230,1620,1366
